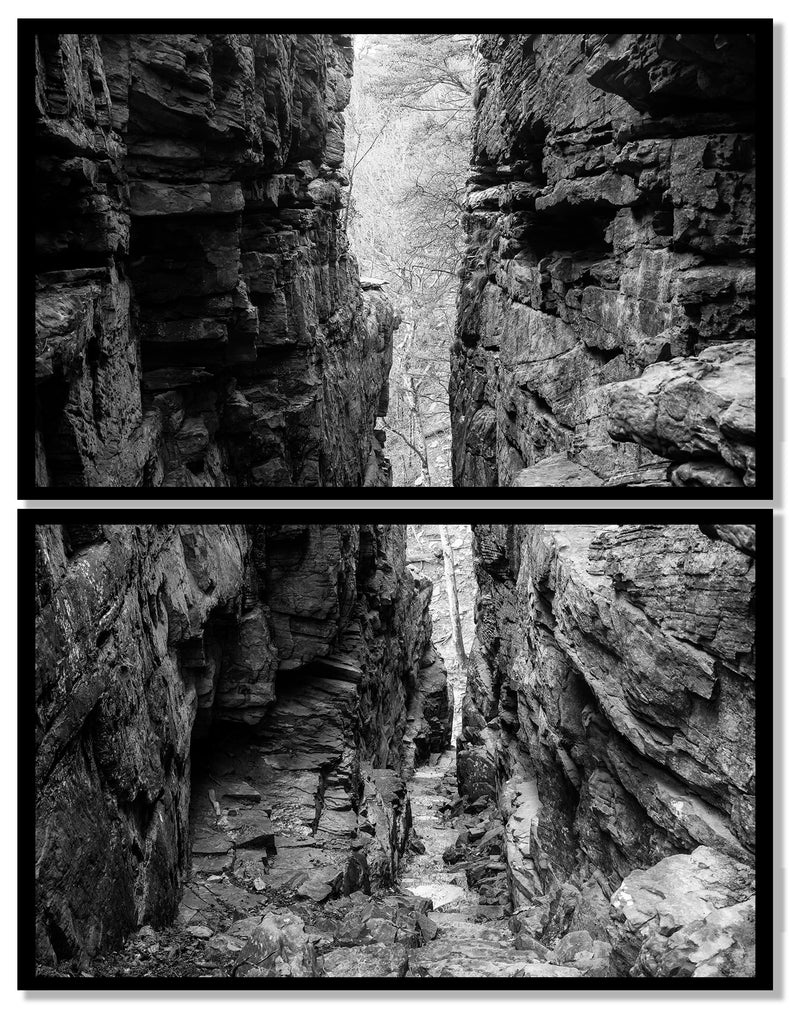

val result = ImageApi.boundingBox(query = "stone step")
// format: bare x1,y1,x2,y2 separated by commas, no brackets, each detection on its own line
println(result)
407,940,581,979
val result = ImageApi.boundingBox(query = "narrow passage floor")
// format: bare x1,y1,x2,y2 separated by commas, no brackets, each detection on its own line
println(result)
75,743,586,979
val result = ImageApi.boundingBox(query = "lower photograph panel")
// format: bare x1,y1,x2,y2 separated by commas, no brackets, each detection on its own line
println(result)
20,513,771,989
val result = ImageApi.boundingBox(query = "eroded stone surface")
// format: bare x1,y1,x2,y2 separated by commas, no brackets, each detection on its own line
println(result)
458,523,756,976
607,341,755,485
33,33,395,488
451,33,757,487
609,846,756,978
35,523,448,964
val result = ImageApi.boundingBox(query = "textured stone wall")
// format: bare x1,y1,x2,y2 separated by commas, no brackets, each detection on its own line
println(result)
34,522,448,963
451,33,756,488
34,33,396,487
458,523,756,975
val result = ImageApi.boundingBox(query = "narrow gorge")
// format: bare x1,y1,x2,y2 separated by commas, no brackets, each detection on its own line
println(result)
32,520,758,981
31,31,759,491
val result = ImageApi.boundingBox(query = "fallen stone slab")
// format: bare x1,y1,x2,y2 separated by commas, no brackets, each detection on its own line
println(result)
297,864,344,903
230,809,277,850
407,940,581,978
192,833,233,855
323,942,409,978
191,853,232,875
606,341,755,484
221,780,262,802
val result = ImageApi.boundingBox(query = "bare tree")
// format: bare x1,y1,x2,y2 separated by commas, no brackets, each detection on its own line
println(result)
438,524,467,670
344,34,473,486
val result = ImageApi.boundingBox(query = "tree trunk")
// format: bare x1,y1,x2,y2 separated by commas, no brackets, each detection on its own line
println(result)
403,361,432,485
408,524,424,553
439,524,467,670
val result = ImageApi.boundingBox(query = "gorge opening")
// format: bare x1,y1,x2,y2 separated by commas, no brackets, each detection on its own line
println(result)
30,31,758,491
344,34,473,487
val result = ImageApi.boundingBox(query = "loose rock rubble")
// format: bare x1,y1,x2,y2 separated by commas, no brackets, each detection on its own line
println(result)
37,733,755,982
34,751,598,980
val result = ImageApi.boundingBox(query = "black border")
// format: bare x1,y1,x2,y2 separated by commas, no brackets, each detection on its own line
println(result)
18,18,774,500
18,508,774,991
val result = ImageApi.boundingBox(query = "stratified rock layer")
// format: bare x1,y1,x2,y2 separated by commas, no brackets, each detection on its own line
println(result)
35,523,448,963
34,34,395,488
451,33,756,487
459,523,756,976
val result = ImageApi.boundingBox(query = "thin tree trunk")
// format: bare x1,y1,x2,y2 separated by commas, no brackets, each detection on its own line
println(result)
439,524,467,670
407,524,424,553
343,176,353,231
402,342,432,486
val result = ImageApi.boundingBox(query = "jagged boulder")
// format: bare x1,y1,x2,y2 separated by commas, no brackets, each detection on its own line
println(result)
608,846,756,978
606,341,755,485
233,912,317,978
550,930,614,978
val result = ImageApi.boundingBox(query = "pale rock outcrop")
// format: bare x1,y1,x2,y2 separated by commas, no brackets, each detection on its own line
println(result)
606,341,755,486
609,846,755,977
233,911,318,978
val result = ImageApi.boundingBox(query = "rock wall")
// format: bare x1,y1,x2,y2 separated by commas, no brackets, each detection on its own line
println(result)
458,523,756,976
34,33,396,487
451,33,756,488
34,522,449,963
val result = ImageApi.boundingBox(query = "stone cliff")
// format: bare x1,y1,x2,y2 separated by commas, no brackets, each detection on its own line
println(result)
34,522,449,963
451,33,756,488
34,33,395,487
458,523,756,976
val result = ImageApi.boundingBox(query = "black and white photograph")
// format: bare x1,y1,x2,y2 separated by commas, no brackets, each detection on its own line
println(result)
21,513,769,988
22,22,769,496
9,9,782,1014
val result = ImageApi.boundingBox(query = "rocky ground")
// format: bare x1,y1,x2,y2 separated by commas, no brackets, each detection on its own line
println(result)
36,661,756,981
39,748,613,980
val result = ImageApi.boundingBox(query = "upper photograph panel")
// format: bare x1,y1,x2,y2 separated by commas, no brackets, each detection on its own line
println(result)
22,22,770,496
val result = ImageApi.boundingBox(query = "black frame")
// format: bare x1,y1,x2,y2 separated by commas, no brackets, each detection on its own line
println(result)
18,18,775,499
18,508,774,991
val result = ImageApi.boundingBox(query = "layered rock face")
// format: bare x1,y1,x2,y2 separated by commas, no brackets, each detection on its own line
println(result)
34,522,449,963
458,523,756,976
34,33,395,487
452,33,756,487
